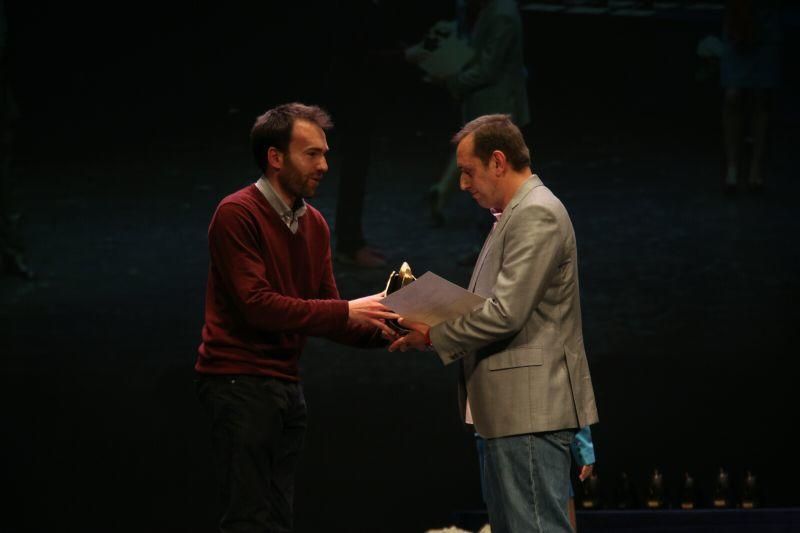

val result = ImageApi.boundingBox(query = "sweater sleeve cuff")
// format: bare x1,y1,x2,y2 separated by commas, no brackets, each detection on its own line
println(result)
331,299,350,333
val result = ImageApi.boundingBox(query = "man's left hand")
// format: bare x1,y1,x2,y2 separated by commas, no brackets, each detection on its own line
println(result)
387,318,431,352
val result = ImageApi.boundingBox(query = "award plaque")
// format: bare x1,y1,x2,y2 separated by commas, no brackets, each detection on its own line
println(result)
646,468,665,509
713,467,731,508
384,262,417,334
680,472,697,510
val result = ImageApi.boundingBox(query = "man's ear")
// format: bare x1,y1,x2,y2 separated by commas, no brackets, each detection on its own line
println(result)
267,147,284,171
492,150,507,175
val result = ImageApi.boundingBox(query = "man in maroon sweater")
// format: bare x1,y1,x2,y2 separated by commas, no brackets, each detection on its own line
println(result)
195,103,397,533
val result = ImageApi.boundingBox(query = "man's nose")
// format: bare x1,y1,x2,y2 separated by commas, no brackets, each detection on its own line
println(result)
318,156,329,173
459,174,469,191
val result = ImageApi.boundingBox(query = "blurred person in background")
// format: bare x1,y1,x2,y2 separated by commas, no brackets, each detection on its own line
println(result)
421,0,530,230
721,0,783,193
0,0,32,279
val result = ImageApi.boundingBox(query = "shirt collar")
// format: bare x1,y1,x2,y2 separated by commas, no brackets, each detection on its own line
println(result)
255,177,307,233
487,174,540,227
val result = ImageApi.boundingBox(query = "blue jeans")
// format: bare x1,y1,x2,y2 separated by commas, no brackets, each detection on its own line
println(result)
481,430,576,533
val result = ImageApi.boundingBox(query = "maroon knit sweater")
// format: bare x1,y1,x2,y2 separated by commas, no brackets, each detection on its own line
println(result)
195,184,379,381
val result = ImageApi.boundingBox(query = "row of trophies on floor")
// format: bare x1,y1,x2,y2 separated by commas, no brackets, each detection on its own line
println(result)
576,468,762,510
530,0,724,7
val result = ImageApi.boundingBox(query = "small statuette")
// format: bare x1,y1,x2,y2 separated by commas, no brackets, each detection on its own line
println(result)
680,472,697,510
578,471,600,509
741,470,759,509
646,468,665,509
614,471,636,510
384,262,417,334
713,467,731,508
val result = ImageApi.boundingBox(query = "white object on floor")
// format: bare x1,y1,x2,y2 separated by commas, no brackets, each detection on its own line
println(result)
425,527,473,533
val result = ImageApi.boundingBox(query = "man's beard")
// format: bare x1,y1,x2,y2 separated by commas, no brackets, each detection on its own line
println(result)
280,160,320,201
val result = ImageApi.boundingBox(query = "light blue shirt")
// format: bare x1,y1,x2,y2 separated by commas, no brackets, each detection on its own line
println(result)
571,426,595,466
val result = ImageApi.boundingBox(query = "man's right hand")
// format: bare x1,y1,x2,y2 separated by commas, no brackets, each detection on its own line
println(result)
348,293,400,338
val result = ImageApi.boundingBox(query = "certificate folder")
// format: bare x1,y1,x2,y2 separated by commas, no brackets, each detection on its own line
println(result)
380,271,486,327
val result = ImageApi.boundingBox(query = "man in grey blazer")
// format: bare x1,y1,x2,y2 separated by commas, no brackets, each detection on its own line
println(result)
390,114,598,532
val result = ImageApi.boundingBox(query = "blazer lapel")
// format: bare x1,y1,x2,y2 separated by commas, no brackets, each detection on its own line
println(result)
467,175,543,293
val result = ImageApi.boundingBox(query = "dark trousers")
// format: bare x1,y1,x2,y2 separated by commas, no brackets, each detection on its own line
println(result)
197,375,308,533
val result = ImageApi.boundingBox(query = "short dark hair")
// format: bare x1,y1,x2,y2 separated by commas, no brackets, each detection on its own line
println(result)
452,114,531,171
250,103,334,173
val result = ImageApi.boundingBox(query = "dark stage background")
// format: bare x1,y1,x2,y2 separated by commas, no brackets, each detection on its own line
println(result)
1,1,798,531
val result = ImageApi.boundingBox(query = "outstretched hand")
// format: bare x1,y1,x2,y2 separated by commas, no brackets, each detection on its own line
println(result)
387,318,431,352
348,293,400,339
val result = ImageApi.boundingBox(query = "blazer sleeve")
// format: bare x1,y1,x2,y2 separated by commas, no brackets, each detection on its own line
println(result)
430,203,563,363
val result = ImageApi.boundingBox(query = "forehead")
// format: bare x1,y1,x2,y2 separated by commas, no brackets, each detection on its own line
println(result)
456,134,477,163
290,119,327,149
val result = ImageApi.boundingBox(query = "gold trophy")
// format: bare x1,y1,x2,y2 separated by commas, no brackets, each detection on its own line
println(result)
383,262,416,334
713,467,731,508
680,471,697,510
578,472,600,509
741,470,759,509
646,468,665,509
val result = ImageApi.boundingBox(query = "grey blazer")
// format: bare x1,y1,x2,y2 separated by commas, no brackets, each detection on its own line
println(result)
430,176,599,438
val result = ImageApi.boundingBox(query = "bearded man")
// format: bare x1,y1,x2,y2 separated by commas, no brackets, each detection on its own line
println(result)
195,103,397,533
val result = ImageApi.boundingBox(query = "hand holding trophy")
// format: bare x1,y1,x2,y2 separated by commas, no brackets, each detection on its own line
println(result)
382,262,434,352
